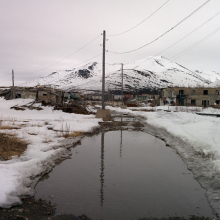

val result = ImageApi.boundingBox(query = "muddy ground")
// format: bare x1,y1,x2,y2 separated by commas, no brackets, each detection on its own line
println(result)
0,113,216,220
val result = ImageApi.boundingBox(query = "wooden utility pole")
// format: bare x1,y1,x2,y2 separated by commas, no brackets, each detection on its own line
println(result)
102,30,106,110
12,69,15,99
121,63,123,105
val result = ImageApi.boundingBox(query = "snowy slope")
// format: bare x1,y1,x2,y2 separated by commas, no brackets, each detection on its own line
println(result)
195,70,220,83
22,56,212,92
209,80,220,87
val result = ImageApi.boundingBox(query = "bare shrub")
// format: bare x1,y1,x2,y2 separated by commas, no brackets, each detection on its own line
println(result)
60,123,84,138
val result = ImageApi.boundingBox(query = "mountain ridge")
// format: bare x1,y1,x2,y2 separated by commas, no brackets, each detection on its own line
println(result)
22,56,220,93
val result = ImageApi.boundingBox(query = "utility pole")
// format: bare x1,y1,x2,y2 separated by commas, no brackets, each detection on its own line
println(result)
12,69,15,99
102,30,106,110
96,30,111,119
121,63,123,106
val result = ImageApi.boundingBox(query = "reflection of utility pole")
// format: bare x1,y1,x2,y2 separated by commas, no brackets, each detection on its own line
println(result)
121,63,123,106
100,132,105,207
120,118,123,158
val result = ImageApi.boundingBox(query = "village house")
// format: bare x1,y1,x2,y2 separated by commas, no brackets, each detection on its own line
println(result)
3,87,63,104
160,87,220,107
37,87,63,104
15,87,37,99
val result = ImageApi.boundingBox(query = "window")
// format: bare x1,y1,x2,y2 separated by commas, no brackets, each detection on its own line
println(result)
191,100,196,106
216,90,220,95
179,90,184,95
43,93,47,96
191,90,196,95
203,90,208,95
216,100,220,105
202,100,209,107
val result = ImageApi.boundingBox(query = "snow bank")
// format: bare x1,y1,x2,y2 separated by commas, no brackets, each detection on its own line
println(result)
0,98,101,208
108,105,220,168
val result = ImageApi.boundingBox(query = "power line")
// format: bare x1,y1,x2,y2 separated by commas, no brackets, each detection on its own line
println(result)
135,10,220,68
156,11,220,56
108,0,211,54
136,26,220,74
65,53,102,70
28,34,101,74
108,0,170,37
106,26,220,76
171,27,220,60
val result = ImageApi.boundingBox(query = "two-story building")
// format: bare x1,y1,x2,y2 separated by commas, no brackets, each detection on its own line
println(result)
160,87,220,107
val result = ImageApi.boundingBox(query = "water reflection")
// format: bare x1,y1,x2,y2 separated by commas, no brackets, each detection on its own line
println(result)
100,132,105,207
120,118,123,158
35,130,214,219
100,124,124,207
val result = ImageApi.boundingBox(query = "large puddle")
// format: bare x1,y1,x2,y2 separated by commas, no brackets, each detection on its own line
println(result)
35,130,214,219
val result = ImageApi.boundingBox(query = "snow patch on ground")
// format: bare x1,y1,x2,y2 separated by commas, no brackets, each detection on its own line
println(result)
0,98,101,208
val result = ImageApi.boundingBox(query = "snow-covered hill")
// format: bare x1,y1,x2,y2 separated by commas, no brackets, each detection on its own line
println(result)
22,56,215,93
194,70,220,83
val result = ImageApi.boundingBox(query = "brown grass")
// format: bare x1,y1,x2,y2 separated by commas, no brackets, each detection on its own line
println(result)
0,126,16,130
59,123,84,138
0,133,29,160
62,131,84,138
0,119,21,130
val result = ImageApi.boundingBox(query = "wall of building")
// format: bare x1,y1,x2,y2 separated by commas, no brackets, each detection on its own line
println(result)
15,90,36,99
162,87,220,106
38,90,62,103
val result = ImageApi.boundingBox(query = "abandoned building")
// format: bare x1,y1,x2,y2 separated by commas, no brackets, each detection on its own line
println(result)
160,87,220,107
37,87,63,104
2,87,63,104
136,94,159,102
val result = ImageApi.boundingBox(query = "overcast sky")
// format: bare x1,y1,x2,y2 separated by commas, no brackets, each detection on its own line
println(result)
1,0,220,86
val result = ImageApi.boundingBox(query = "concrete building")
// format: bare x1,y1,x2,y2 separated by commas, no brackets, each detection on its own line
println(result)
37,88,63,104
160,87,220,107
3,87,63,104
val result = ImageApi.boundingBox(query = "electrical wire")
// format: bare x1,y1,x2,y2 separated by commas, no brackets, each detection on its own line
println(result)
28,34,101,74
136,26,220,74
108,0,170,37
108,0,211,54
156,11,220,56
65,53,102,70
106,25,220,76
171,26,220,60
135,10,220,68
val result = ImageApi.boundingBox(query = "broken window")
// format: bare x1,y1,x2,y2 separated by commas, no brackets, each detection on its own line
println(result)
203,90,208,95
202,100,209,107
179,90,184,95
216,90,220,95
191,100,196,106
216,100,220,105
43,94,47,96
191,90,196,95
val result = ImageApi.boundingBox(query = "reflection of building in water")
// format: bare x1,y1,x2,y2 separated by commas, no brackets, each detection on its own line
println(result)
100,132,105,207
